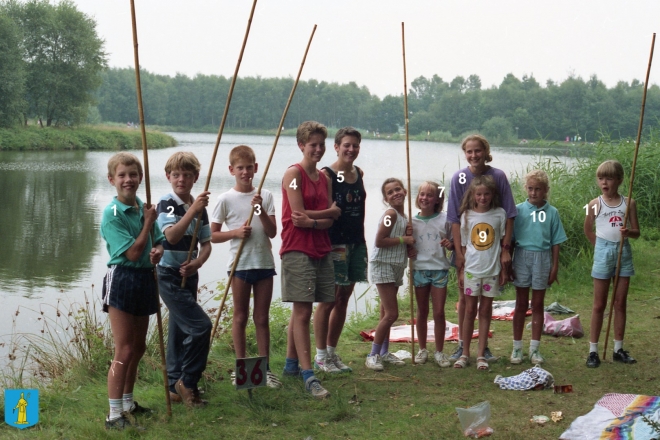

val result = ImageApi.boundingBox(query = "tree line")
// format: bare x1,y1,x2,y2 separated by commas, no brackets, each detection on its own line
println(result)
96,68,660,142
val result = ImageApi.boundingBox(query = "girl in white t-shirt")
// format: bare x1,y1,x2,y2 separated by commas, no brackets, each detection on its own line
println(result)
455,176,507,370
410,182,454,367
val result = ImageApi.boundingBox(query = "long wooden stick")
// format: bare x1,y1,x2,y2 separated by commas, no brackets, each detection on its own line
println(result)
602,33,655,359
129,0,171,417
181,0,259,288
401,22,416,363
210,25,318,345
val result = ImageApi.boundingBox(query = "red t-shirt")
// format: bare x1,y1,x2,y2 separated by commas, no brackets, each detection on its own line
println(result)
280,163,332,259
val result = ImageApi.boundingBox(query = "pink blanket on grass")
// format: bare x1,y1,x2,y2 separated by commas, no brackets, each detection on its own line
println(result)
359,320,493,342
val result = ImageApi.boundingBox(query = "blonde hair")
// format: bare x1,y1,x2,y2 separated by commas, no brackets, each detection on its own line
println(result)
523,169,550,198
107,152,143,177
296,121,328,145
229,145,256,166
415,181,444,213
381,177,406,205
596,160,624,181
461,134,493,163
164,152,201,174
459,175,500,215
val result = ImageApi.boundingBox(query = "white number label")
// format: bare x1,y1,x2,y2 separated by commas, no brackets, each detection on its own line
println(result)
112,205,117,216
438,186,445,198
459,173,467,185
166,206,175,217
583,204,597,215
234,356,267,390
384,215,392,227
337,171,345,183
479,231,487,242
254,204,262,215
289,179,298,190
530,211,546,222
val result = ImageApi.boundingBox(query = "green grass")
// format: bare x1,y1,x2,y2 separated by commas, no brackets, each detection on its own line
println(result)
0,125,177,151
2,239,660,439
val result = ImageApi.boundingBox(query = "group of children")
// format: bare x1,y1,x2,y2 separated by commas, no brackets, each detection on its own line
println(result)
99,123,640,429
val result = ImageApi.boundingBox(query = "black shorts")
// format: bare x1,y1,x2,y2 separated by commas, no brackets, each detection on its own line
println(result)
102,265,159,316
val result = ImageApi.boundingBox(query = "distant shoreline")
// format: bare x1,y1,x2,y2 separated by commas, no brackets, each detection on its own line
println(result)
0,125,177,151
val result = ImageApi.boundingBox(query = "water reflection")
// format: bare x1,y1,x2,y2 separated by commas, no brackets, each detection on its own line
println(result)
0,152,98,294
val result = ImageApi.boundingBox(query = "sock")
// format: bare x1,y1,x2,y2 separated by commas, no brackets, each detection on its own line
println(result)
380,339,390,356
301,369,314,383
589,342,598,354
513,340,523,350
614,340,623,352
122,393,134,412
109,398,123,420
315,348,327,363
530,340,540,352
327,345,336,358
284,357,299,373
369,343,382,356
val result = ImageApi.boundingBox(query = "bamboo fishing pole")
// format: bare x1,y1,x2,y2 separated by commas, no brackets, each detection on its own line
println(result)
181,0,259,288
602,32,655,360
129,0,171,417
401,22,416,363
210,25,318,345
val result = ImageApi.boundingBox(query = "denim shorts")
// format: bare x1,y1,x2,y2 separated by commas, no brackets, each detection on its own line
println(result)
512,248,552,290
229,268,277,285
413,269,449,288
592,237,634,279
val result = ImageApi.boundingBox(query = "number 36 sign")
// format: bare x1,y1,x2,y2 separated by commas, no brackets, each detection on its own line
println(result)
234,356,267,390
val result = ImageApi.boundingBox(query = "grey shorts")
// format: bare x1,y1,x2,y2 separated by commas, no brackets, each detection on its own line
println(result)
591,237,635,279
369,261,406,286
281,251,335,303
512,248,552,290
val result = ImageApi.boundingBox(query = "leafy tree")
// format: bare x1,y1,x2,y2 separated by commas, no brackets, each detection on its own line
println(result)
482,116,514,143
0,11,25,126
3,0,107,126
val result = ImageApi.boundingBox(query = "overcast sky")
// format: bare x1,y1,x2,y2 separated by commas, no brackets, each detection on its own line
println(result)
73,0,659,98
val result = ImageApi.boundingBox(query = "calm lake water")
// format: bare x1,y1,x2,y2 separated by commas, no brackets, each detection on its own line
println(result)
0,132,569,351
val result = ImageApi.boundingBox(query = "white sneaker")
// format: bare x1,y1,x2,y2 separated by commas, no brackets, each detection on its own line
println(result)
434,351,451,368
510,348,523,365
266,371,282,388
530,350,545,365
365,354,384,371
415,348,429,364
329,354,352,373
381,352,405,366
314,357,342,374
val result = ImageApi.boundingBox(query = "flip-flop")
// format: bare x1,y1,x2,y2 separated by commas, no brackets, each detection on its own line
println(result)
477,357,488,370
453,355,469,369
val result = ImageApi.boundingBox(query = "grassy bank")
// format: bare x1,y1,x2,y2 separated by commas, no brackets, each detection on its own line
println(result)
2,240,659,439
0,125,177,151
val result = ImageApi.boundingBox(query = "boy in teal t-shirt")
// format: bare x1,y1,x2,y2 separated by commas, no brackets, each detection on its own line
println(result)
510,170,566,365
100,152,164,430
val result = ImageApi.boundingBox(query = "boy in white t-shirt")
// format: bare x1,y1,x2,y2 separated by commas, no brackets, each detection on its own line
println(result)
211,145,281,388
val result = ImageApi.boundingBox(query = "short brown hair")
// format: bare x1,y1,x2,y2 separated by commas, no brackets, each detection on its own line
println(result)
596,160,624,181
381,177,406,203
296,121,327,145
334,127,361,145
461,134,493,163
107,152,143,177
229,145,256,166
164,152,201,174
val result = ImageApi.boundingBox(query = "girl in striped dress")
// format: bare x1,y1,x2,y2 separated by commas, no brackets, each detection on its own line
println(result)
365,178,415,370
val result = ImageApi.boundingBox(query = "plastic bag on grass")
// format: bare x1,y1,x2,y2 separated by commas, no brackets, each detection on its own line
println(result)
455,401,494,438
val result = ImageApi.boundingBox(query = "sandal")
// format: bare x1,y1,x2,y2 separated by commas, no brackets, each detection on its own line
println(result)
453,355,469,369
477,357,488,371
